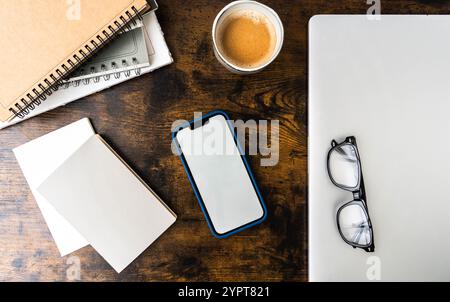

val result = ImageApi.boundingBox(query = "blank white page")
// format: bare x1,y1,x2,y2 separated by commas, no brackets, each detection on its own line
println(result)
176,114,264,235
13,118,92,256
37,135,176,273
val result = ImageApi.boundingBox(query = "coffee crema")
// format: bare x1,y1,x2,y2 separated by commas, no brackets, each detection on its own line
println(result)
216,10,277,69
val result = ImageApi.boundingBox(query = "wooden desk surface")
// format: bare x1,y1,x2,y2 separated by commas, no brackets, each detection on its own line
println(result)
0,0,446,282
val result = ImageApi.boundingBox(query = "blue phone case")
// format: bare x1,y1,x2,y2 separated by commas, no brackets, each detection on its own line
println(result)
172,110,268,238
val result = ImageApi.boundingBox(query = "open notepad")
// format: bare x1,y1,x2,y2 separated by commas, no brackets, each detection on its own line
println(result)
14,118,176,273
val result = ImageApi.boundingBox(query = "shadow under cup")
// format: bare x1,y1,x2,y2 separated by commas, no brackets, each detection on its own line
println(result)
212,1,284,74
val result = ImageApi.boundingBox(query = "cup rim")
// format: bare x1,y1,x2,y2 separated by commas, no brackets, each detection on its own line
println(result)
212,0,284,73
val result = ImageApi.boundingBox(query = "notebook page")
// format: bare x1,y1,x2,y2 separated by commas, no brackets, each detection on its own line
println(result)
37,135,176,273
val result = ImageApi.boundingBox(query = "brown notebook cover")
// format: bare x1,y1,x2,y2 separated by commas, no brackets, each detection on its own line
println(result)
0,0,150,122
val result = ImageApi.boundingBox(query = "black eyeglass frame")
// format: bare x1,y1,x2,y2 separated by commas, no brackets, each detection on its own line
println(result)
327,136,375,253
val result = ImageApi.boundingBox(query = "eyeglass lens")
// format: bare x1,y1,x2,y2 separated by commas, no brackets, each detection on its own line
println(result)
329,143,360,189
338,202,372,246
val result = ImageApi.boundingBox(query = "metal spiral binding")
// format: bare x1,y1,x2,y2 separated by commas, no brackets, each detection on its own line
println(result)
9,5,143,119
57,57,143,89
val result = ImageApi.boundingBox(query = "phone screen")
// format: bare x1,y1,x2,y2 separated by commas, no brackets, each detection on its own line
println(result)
175,113,266,237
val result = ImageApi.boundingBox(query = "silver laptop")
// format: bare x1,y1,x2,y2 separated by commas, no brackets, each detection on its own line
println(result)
309,15,450,281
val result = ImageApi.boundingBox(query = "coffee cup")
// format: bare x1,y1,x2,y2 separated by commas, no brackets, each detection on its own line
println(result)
212,1,284,74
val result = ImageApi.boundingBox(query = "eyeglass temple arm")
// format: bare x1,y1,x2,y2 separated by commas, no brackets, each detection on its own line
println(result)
348,136,368,206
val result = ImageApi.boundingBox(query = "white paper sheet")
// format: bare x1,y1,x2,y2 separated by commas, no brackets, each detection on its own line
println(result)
13,118,94,256
37,135,176,273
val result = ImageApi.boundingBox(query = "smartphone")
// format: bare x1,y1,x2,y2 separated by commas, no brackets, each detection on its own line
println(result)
173,110,267,238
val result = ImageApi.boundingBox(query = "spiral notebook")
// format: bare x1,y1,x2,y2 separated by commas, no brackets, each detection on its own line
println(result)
63,26,151,85
0,11,171,130
0,0,152,122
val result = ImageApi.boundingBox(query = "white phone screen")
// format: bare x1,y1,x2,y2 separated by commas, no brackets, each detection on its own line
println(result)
176,114,265,235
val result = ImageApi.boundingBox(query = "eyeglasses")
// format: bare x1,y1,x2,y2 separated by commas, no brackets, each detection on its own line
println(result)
327,136,375,252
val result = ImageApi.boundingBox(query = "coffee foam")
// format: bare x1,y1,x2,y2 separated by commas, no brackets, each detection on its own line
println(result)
216,9,277,69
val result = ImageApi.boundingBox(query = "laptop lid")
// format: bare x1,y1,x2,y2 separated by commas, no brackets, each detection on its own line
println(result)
309,15,450,281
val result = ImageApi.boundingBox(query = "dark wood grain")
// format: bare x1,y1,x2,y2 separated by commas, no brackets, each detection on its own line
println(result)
1,0,449,282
